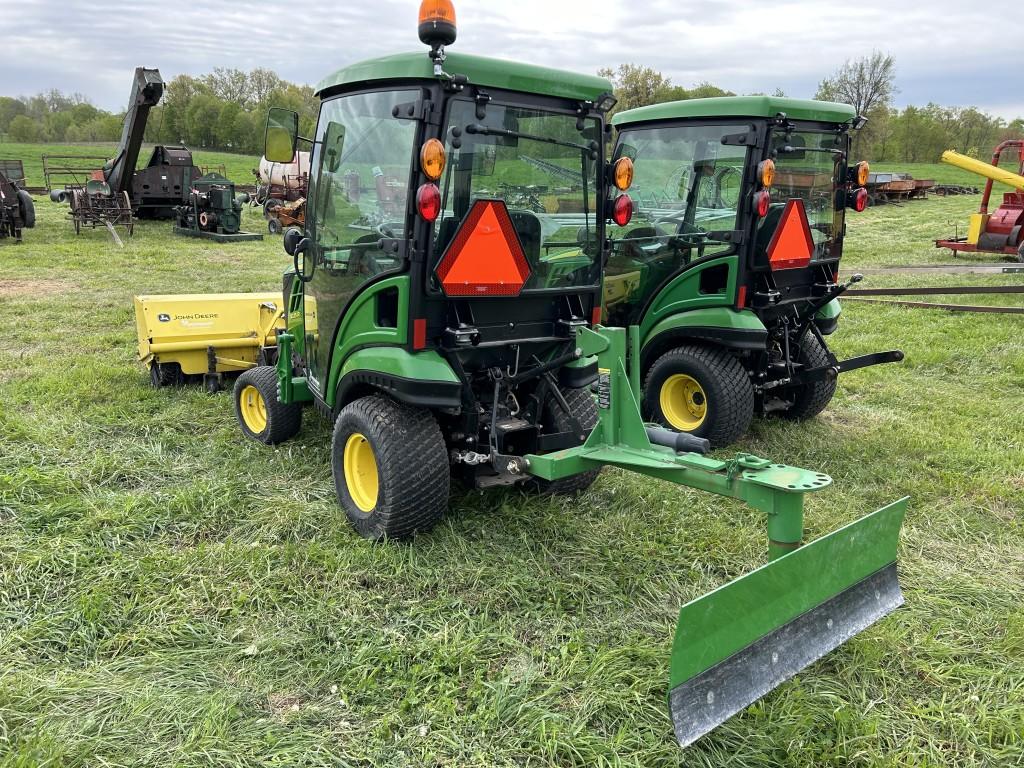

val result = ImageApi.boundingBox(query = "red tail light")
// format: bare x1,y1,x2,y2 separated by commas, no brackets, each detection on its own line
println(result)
850,187,868,212
754,190,771,218
416,183,441,222
612,194,633,226
591,305,602,325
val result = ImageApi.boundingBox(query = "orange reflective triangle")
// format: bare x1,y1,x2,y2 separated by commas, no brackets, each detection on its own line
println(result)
436,199,532,296
766,199,814,270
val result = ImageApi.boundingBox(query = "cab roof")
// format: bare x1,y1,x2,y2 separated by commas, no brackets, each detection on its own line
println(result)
612,96,857,127
316,51,612,103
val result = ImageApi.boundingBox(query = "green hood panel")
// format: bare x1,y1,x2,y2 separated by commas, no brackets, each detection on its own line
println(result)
316,51,611,102
613,96,856,127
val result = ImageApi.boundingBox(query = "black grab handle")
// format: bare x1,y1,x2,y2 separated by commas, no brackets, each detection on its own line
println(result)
645,427,711,455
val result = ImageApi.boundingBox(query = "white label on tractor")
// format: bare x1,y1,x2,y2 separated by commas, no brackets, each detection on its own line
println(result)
597,367,611,409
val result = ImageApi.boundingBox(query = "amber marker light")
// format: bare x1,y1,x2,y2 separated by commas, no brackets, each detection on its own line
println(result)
420,138,446,181
758,159,775,188
857,161,870,186
613,157,634,190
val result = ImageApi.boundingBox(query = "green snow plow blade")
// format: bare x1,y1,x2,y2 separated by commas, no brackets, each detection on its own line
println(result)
523,325,907,747
668,497,906,747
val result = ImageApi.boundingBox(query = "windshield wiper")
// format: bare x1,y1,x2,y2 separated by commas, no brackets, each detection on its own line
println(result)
465,123,597,155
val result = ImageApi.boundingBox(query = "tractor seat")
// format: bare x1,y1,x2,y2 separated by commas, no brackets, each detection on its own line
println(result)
755,202,786,255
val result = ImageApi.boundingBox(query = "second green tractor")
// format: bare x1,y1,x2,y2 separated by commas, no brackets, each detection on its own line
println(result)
605,98,903,446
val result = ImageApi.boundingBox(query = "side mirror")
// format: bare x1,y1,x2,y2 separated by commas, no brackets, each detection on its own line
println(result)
322,121,346,173
265,107,298,163
283,226,304,256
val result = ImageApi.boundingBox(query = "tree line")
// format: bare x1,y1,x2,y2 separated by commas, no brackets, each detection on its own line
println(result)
0,67,317,155
1,59,1021,165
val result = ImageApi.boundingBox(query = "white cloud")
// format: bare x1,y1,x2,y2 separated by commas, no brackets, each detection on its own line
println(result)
2,0,1021,120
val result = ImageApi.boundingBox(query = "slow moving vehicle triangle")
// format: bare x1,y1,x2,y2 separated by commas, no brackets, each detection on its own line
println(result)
767,198,815,270
436,199,532,296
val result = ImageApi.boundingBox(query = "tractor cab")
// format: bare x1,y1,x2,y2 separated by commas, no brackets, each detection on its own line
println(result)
604,98,900,446
261,5,614,498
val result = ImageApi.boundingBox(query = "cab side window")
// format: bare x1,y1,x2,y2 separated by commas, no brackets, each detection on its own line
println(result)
309,90,420,284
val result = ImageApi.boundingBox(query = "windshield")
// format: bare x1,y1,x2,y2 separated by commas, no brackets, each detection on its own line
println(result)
609,123,748,263
433,99,602,291
761,128,845,259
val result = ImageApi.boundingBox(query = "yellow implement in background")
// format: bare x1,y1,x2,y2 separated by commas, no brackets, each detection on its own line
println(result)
134,293,285,391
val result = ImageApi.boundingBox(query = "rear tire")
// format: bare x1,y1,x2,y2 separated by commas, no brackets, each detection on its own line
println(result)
332,395,449,540
234,365,302,444
644,345,754,448
268,218,282,234
779,333,837,421
1016,241,1024,263
525,386,601,496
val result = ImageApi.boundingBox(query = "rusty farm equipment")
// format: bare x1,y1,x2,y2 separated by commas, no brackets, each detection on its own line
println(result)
264,196,305,234
50,67,204,231
936,142,1024,261
173,173,262,242
51,180,135,245
0,161,35,243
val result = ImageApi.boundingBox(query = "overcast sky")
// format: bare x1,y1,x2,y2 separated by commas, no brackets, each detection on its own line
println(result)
3,0,1022,120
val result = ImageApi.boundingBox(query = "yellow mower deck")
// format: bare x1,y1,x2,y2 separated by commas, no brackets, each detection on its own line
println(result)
134,292,285,377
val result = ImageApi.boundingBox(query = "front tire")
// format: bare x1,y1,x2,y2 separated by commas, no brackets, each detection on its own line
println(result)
332,395,450,540
525,386,601,496
779,333,837,421
644,344,754,448
234,365,302,444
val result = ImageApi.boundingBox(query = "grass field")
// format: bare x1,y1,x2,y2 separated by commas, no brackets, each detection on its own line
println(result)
0,142,258,187
1,170,1022,767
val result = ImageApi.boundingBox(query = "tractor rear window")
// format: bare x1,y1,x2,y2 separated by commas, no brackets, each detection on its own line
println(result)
760,129,845,260
609,123,747,262
432,99,602,292
604,123,747,321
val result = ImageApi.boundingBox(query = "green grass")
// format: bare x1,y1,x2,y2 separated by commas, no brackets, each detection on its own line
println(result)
0,142,259,187
1,170,1022,766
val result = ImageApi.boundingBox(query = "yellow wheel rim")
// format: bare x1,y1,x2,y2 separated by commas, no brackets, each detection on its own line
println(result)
344,433,379,512
239,385,268,433
660,374,707,431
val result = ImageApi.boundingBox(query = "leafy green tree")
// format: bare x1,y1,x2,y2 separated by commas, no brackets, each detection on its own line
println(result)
816,51,896,154
185,94,222,148
0,96,27,133
8,114,40,143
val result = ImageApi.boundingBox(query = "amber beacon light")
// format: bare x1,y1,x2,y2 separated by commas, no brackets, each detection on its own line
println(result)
418,0,457,47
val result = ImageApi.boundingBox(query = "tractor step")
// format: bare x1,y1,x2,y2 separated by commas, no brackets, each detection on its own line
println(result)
668,497,907,747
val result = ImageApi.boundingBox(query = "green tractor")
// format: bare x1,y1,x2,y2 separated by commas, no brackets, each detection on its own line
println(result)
223,0,906,747
606,99,904,446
